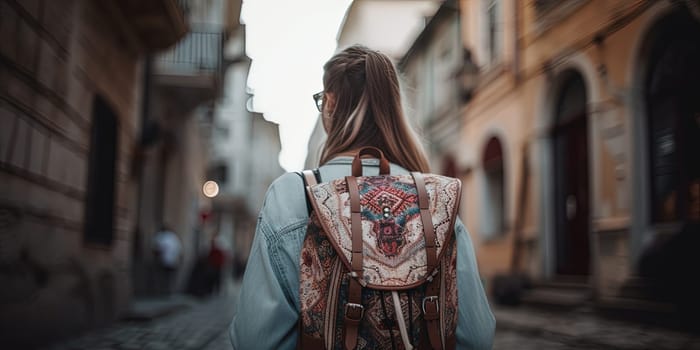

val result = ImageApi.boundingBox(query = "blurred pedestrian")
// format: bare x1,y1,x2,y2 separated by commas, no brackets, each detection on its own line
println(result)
207,235,226,295
152,225,182,296
230,45,494,349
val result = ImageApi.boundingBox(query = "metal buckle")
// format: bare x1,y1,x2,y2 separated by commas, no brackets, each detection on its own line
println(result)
345,303,365,320
422,296,439,314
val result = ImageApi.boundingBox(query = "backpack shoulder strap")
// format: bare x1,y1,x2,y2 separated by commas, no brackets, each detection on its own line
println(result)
297,169,321,215
301,169,319,187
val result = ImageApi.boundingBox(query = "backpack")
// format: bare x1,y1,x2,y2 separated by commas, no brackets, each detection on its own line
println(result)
297,147,462,350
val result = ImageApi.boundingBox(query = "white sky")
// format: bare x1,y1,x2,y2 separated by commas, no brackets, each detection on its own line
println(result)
241,0,353,172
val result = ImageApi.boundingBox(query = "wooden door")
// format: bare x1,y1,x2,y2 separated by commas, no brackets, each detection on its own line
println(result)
553,72,591,276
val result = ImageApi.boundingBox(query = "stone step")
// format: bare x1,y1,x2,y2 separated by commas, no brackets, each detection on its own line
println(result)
520,286,592,310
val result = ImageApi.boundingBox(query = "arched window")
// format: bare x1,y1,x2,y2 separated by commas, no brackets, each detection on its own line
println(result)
481,136,505,238
646,12,700,224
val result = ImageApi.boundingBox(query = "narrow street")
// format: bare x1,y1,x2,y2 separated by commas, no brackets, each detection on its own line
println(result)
44,293,237,350
494,329,589,350
43,289,700,350
492,305,700,350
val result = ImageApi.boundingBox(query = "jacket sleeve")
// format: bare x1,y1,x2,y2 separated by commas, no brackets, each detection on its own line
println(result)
229,214,299,349
455,218,496,349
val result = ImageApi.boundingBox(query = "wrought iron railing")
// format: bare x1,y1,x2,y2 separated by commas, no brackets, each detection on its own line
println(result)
155,30,224,75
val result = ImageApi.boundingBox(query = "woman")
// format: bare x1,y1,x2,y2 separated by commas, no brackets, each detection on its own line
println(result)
230,45,495,349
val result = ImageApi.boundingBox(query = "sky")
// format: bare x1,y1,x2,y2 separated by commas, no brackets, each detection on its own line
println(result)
241,0,353,171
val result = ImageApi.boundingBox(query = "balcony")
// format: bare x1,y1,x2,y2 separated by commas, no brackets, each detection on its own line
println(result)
103,0,188,51
153,30,226,110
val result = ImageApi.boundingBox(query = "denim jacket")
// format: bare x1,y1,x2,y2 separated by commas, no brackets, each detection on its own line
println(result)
230,157,495,349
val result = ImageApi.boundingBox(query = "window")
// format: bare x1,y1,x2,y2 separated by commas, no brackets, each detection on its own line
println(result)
84,96,119,245
483,0,501,65
481,137,506,238
646,17,700,224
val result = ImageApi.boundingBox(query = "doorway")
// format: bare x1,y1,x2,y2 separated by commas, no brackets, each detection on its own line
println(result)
552,71,591,276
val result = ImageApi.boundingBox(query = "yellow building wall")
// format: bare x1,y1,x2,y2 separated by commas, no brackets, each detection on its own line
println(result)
457,0,679,297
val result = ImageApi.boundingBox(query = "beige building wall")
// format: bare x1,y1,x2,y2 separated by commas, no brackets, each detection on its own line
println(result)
457,0,697,299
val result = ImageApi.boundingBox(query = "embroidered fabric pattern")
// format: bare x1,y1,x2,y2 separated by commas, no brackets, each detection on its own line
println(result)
299,173,461,349
308,174,461,288
299,215,336,339
300,235,459,349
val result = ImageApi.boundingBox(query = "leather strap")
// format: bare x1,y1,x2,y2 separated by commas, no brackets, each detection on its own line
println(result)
344,278,363,350
298,169,326,350
413,172,442,350
411,172,438,273
423,269,443,350
344,175,364,350
351,146,390,177
346,176,364,274
302,169,318,187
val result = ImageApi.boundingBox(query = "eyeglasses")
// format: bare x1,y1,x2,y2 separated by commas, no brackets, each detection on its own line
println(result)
313,91,324,112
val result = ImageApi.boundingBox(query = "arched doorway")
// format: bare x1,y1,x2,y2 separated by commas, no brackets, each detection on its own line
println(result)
552,71,591,276
645,12,700,226
481,137,506,238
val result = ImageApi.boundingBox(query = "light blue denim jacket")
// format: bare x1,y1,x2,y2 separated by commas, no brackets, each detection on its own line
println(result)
230,157,495,349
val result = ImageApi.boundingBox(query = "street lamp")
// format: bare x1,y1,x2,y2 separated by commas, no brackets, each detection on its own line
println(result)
456,48,480,102
203,180,219,198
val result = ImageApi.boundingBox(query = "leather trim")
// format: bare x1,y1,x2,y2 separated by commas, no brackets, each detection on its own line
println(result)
344,175,364,350
351,146,390,177
302,169,319,187
345,176,363,275
424,270,443,350
412,172,438,274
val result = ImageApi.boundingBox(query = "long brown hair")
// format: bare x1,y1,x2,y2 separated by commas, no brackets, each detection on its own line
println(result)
319,45,431,173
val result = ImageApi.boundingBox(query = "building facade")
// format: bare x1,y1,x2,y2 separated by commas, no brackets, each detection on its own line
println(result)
400,1,463,176
447,0,700,305
131,0,241,296
208,26,283,276
0,0,186,346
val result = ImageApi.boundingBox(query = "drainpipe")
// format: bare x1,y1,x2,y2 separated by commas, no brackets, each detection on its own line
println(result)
132,56,152,296
135,56,152,255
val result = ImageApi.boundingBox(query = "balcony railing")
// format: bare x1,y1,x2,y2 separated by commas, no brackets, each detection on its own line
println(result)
155,31,224,76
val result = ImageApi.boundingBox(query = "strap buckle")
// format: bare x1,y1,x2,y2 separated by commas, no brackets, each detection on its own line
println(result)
345,302,365,321
422,296,439,315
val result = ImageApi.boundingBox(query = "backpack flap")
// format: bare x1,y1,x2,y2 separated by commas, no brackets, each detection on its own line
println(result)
307,173,462,290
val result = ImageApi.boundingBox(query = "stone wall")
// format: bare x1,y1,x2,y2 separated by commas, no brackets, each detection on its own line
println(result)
0,0,141,346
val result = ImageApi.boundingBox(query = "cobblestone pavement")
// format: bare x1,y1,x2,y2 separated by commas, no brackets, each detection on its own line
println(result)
493,305,700,350
44,294,237,350
494,328,590,349
43,289,700,350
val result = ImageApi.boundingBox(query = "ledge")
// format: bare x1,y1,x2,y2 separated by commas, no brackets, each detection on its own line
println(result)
102,0,188,52
593,216,630,233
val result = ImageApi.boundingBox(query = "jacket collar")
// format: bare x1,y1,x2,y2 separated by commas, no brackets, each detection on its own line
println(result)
324,156,381,166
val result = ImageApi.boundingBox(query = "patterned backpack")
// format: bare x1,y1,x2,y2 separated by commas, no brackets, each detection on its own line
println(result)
297,147,462,350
